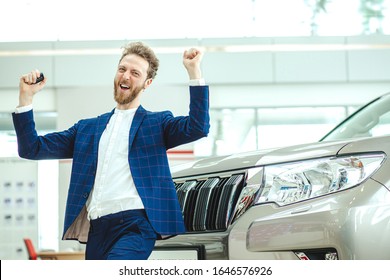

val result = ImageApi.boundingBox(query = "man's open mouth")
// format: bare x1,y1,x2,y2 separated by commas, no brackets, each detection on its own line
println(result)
120,84,130,90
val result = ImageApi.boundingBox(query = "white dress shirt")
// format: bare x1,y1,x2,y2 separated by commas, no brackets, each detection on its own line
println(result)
86,107,144,220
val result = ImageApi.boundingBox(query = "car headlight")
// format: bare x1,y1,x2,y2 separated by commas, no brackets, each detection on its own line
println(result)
255,153,386,206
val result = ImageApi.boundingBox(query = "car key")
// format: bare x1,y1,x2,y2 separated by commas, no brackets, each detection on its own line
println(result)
34,73,44,84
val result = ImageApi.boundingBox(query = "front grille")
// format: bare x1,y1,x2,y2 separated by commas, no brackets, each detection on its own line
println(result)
175,174,245,232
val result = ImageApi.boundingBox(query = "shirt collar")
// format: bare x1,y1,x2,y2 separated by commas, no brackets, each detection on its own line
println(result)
114,107,138,115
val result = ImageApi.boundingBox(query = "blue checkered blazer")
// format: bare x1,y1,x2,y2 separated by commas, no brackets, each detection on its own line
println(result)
12,86,210,242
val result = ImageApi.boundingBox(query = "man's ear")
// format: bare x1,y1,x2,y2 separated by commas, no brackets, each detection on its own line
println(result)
144,78,153,90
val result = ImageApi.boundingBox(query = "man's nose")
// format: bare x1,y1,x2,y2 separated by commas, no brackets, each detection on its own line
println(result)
123,70,131,80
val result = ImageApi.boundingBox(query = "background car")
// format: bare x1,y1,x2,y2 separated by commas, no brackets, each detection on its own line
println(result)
153,92,390,260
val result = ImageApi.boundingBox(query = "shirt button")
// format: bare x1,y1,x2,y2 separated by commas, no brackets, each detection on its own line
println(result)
83,193,89,199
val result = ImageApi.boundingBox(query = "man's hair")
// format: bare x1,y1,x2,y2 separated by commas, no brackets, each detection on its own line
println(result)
119,42,159,80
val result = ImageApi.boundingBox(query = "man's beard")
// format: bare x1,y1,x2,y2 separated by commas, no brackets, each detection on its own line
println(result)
113,83,144,105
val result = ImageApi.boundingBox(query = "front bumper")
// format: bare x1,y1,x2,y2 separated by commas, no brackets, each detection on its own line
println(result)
155,179,390,260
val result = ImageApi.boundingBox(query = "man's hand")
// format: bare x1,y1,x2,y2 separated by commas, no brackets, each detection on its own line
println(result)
183,48,203,80
18,69,46,107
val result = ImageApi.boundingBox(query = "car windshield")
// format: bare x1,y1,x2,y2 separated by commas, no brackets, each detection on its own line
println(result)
321,92,390,141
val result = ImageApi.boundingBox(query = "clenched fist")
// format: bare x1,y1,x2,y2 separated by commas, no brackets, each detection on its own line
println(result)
183,48,203,80
18,69,46,107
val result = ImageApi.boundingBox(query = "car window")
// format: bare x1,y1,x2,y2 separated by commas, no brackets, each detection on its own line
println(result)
321,93,390,141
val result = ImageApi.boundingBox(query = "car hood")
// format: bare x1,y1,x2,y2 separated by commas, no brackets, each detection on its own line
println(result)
171,139,352,179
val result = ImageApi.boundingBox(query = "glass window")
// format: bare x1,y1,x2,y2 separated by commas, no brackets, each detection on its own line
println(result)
208,109,257,156
256,107,347,149
323,94,390,141
200,106,350,157
371,111,390,136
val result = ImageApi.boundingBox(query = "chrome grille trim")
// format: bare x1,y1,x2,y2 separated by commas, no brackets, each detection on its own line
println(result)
176,180,197,208
215,174,244,230
193,178,220,231
175,174,245,232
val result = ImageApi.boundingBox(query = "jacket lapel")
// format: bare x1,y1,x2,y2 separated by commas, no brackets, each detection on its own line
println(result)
129,106,146,149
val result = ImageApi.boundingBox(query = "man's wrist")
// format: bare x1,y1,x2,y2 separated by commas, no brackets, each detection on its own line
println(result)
18,95,33,108
189,78,206,86
15,104,33,114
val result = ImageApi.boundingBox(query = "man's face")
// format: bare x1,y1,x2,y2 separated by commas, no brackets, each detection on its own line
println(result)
114,54,152,106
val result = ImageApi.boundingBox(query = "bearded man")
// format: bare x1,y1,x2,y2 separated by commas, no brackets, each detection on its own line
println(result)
12,42,210,260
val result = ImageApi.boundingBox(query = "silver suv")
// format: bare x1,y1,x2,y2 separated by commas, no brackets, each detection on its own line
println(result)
154,93,390,260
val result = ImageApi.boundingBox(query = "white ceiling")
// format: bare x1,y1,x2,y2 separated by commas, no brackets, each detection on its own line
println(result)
1,0,389,42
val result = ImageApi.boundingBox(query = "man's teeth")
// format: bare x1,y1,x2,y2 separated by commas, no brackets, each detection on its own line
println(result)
120,84,130,89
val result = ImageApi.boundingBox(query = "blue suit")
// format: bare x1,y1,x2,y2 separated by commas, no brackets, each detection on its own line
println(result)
12,86,210,242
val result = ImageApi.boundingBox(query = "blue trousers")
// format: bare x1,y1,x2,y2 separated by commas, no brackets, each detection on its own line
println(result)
85,209,157,260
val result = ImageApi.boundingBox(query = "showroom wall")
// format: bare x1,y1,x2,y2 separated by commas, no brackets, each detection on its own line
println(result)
2,36,390,116
1,35,390,251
